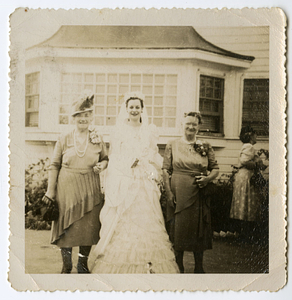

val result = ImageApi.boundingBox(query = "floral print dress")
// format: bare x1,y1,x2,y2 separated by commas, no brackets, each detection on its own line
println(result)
230,143,260,222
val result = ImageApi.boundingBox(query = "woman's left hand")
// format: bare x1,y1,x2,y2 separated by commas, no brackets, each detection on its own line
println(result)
93,162,106,174
195,175,210,188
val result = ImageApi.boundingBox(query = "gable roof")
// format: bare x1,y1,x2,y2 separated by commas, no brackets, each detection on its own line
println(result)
29,25,255,61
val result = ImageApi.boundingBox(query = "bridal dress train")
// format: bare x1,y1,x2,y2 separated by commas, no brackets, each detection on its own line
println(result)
90,122,179,274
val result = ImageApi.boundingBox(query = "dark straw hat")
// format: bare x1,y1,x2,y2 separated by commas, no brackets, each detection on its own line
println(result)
71,90,94,116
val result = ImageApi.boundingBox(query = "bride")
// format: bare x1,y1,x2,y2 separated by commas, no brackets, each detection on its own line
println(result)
90,92,179,274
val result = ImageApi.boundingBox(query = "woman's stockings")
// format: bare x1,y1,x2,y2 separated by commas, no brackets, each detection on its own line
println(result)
61,247,72,274
175,251,184,273
175,251,205,273
193,251,205,273
77,246,92,274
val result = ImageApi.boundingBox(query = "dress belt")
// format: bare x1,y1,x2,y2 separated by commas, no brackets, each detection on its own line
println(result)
61,164,93,174
172,170,207,176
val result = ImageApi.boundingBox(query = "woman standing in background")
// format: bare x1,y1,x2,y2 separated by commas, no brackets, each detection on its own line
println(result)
230,125,264,241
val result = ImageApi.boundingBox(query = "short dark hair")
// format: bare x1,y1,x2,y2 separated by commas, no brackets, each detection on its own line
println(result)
239,125,256,143
125,97,144,109
184,112,202,124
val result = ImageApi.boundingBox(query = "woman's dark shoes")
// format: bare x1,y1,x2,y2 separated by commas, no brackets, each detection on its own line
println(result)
176,260,184,273
175,251,185,273
193,251,205,273
77,264,90,274
77,257,90,274
61,247,72,274
194,267,205,274
61,264,72,274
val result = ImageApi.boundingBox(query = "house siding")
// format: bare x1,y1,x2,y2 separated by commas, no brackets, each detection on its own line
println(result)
196,26,269,76
194,26,269,175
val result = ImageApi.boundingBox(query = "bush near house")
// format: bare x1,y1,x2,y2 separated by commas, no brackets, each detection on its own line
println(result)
210,172,235,233
25,158,51,230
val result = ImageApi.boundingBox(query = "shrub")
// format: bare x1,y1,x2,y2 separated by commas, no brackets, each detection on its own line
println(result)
210,172,235,232
25,158,51,230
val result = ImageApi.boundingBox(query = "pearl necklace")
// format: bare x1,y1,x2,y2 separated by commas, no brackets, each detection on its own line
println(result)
74,131,89,158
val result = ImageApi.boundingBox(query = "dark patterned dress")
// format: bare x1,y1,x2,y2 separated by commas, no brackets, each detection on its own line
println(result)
163,138,219,252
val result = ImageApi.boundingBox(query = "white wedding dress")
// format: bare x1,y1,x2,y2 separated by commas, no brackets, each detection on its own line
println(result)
90,120,179,274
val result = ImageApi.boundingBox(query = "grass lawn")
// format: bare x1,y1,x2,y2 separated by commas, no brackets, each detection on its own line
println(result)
25,229,268,274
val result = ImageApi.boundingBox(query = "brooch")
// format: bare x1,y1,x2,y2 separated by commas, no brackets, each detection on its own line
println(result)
89,127,101,145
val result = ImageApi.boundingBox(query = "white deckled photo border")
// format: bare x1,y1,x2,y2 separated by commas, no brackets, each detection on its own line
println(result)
8,7,286,292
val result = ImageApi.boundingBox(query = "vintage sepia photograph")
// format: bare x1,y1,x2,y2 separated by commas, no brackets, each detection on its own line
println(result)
8,7,286,292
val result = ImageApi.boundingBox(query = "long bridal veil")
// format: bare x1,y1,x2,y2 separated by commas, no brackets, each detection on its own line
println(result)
91,92,157,257
116,91,149,127
90,92,179,274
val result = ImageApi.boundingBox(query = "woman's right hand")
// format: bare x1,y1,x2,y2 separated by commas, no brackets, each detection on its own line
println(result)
45,190,56,202
166,191,176,208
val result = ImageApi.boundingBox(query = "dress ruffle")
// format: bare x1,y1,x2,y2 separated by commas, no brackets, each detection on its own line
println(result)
91,184,179,274
91,231,178,274
90,123,179,274
51,168,103,245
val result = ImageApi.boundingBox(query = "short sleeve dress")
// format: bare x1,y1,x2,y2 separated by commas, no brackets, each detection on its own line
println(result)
163,138,219,252
49,129,108,247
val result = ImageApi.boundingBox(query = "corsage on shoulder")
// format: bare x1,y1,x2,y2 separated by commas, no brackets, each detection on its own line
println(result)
89,126,101,145
193,140,208,157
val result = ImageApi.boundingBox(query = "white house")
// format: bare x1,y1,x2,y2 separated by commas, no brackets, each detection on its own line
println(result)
24,25,269,174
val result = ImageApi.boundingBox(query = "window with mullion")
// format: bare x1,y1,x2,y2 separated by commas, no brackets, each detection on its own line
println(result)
59,72,178,128
25,72,40,127
199,75,224,134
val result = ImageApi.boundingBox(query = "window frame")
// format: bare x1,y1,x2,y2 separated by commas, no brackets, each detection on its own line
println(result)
198,74,225,136
59,70,180,133
25,72,40,128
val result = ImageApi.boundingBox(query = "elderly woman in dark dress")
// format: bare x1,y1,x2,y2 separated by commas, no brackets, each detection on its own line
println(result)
162,112,219,273
45,91,108,273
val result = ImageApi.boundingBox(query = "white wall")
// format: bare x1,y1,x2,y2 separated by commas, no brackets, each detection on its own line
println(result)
195,26,269,175
196,26,269,77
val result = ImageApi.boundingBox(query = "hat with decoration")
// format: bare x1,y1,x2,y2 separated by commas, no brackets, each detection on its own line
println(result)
71,90,94,116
